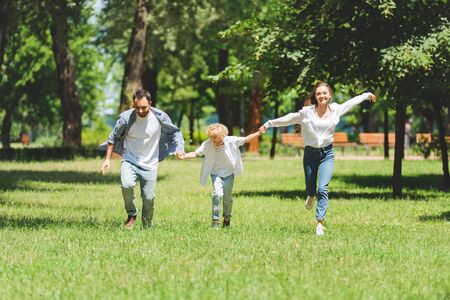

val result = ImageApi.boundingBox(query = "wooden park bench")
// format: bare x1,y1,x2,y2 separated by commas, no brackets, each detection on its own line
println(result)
359,133,395,148
280,133,304,148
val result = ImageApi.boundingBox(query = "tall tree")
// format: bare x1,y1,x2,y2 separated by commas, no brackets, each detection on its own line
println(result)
245,70,263,152
119,0,148,112
215,48,233,131
50,0,83,147
0,0,12,68
382,21,450,190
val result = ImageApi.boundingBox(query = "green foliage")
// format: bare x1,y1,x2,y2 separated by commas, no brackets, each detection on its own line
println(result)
82,118,112,146
413,136,444,159
1,0,109,146
381,19,450,84
220,0,449,96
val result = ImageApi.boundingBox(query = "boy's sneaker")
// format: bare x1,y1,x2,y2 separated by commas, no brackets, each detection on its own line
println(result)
211,220,220,229
315,223,325,236
305,196,316,210
223,219,231,228
124,215,137,230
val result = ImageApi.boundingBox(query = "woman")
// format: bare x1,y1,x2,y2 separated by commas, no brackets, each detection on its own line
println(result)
259,82,376,236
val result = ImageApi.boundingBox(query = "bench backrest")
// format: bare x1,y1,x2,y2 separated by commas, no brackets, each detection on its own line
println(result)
359,133,395,146
333,132,349,143
280,132,349,146
280,133,303,146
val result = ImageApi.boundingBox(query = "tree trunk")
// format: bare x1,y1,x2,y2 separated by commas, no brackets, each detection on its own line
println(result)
50,0,82,148
383,110,389,159
188,100,195,145
270,99,280,159
431,98,449,188
0,0,11,68
215,48,232,132
419,108,434,132
1,98,17,149
245,70,263,152
177,104,185,128
142,64,158,107
119,0,148,112
393,98,406,198
361,102,377,132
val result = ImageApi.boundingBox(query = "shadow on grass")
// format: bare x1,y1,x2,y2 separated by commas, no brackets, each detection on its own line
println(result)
0,170,167,191
418,211,450,222
335,174,447,191
0,215,116,229
236,189,430,201
236,173,445,201
0,196,105,211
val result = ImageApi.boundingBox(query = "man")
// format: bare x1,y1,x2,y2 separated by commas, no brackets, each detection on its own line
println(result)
99,88,184,229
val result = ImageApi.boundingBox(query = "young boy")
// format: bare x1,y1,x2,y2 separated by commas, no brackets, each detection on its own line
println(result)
177,123,261,228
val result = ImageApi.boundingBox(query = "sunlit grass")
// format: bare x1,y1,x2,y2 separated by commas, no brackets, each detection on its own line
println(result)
0,158,448,299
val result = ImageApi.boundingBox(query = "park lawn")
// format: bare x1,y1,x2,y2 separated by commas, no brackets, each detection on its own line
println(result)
0,157,448,299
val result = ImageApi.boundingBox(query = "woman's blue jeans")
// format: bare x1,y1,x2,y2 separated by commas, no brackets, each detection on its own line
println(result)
303,145,334,221
211,174,235,221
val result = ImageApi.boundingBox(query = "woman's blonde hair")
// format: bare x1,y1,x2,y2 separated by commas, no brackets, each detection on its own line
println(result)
207,123,228,139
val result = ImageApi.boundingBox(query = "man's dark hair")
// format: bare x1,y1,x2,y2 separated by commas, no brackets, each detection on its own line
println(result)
132,88,151,102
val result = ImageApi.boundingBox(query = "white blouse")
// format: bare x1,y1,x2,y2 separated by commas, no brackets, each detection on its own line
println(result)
264,93,374,148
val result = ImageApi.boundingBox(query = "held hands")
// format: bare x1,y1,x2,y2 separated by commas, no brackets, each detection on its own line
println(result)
175,152,186,160
258,125,267,135
100,159,110,176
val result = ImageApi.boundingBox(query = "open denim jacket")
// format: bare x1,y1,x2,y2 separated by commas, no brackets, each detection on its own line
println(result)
98,107,184,162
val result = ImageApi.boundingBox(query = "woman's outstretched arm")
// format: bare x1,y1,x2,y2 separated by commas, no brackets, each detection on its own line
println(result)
338,92,377,116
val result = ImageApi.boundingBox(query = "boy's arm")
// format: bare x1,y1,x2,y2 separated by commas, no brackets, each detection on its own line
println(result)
244,131,262,143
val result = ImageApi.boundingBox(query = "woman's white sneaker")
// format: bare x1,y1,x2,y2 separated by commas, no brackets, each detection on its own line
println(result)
305,196,316,210
316,223,325,236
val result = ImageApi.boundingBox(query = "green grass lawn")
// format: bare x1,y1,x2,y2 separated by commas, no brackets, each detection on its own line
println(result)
0,157,448,299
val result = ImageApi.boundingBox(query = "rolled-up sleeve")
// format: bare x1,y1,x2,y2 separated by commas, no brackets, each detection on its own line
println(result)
195,141,207,156
107,115,126,145
231,136,246,147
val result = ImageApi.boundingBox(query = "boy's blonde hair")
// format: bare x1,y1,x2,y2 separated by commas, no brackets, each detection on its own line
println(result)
207,123,228,140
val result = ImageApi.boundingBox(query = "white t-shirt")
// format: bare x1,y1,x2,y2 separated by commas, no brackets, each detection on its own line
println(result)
264,93,373,148
195,136,246,186
211,145,235,177
122,112,161,170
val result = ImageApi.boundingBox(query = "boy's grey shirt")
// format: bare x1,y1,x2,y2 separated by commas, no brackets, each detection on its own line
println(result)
98,107,184,162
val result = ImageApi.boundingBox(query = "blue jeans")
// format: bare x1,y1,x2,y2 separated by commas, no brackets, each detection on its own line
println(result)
211,174,235,221
303,144,334,221
120,160,157,224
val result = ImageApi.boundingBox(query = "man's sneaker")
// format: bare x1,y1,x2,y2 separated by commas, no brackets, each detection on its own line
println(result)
315,223,325,236
305,196,316,210
223,219,231,228
211,220,220,229
124,215,137,230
